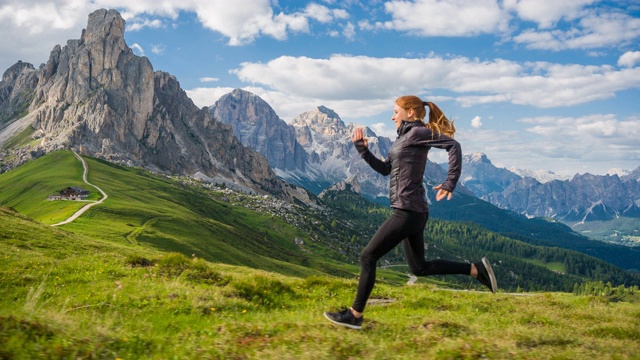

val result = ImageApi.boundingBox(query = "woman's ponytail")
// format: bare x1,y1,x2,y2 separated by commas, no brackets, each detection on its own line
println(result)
425,101,455,137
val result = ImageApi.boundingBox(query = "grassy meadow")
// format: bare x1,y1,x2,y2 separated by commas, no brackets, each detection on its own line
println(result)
1,150,639,359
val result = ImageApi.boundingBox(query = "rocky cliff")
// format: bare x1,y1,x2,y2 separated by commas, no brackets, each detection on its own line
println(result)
460,153,521,195
210,89,307,172
0,9,309,200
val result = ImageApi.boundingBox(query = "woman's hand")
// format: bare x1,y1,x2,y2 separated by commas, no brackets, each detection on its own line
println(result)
351,127,368,148
433,184,453,201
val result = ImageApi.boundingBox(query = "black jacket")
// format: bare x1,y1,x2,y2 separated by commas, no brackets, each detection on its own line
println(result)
355,120,462,213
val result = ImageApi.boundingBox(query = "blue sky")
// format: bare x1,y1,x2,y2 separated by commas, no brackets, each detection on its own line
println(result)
1,0,639,176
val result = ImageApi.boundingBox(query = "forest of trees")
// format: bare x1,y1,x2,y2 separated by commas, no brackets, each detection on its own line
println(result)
319,188,640,292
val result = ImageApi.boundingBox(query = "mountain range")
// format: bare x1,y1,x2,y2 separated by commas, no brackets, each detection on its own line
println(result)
460,153,640,223
209,89,640,229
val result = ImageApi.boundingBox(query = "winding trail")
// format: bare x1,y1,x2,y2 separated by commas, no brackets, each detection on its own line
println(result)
51,151,108,227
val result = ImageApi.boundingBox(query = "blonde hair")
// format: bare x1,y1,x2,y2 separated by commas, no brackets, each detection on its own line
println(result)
395,95,456,137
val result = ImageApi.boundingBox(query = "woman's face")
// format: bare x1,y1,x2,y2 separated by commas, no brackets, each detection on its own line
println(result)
392,104,412,129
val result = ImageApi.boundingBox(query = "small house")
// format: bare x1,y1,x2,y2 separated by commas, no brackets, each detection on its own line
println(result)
48,186,90,201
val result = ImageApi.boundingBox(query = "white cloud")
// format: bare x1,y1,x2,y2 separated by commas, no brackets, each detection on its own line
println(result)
618,51,640,68
370,122,396,139
90,0,346,45
150,44,166,55
304,3,348,23
503,0,597,28
382,0,509,36
231,54,640,110
0,0,94,71
512,11,640,50
199,77,220,83
130,43,144,56
519,114,639,171
0,0,90,33
127,18,163,31
358,19,374,31
184,86,235,108
457,114,640,176
343,21,356,40
470,116,483,128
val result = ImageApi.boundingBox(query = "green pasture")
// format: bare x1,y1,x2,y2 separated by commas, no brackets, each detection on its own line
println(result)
1,206,639,359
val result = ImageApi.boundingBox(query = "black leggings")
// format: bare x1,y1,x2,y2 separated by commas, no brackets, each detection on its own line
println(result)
352,208,471,313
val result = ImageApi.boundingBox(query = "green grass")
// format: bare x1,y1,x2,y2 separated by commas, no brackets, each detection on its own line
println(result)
523,259,566,274
0,150,351,278
570,217,640,247
1,151,639,358
1,206,639,359
0,151,91,223
1,126,37,150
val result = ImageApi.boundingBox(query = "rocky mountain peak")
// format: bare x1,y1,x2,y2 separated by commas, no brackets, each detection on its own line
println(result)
2,61,34,83
318,175,361,198
623,166,640,182
317,105,340,119
290,106,347,136
209,88,307,172
464,152,492,165
82,9,125,47
214,88,277,127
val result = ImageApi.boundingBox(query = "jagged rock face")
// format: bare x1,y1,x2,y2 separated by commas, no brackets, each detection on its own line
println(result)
460,152,522,196
623,166,640,183
318,175,361,198
0,9,291,197
31,9,154,152
289,105,394,198
483,168,640,221
460,153,520,197
210,89,307,172
0,61,38,129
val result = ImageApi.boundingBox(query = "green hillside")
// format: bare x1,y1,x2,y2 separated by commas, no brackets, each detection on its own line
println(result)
429,191,640,272
1,206,639,359
0,151,91,223
0,150,355,279
2,150,639,292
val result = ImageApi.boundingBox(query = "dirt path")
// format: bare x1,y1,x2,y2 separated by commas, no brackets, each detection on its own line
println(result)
51,151,108,227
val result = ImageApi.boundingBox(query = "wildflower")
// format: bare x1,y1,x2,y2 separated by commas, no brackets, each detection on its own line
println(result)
242,309,247,313
210,307,216,312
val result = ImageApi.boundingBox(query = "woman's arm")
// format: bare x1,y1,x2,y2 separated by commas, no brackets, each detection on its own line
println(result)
352,128,391,176
411,127,462,193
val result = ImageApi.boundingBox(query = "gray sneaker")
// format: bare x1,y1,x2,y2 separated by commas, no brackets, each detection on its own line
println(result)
324,308,363,330
475,257,497,293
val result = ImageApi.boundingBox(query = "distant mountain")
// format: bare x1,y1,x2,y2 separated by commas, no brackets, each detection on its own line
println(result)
209,89,307,173
509,167,570,183
487,172,640,222
210,89,469,201
460,153,521,195
318,175,362,199
0,9,312,203
459,152,640,223
623,166,640,182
